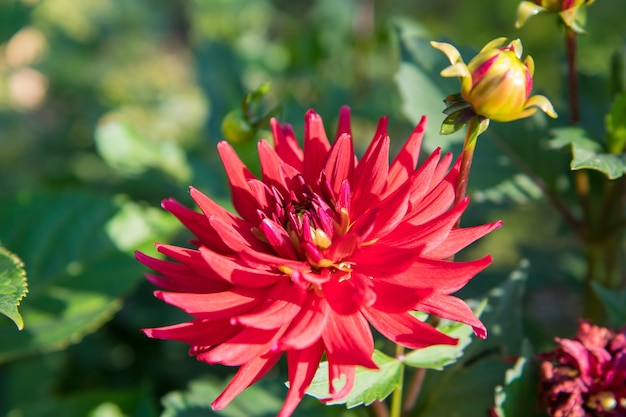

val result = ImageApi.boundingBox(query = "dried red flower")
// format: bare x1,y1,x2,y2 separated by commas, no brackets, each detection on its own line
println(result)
540,321,626,417
136,107,500,416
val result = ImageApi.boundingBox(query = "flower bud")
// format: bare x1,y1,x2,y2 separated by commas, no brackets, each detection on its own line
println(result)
516,0,596,31
432,38,557,123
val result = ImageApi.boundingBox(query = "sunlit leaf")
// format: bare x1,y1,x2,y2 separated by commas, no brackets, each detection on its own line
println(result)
0,246,28,330
305,350,402,408
549,126,626,179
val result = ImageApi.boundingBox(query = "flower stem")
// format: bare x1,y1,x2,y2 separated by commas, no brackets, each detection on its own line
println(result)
565,29,580,124
454,117,483,209
390,344,405,417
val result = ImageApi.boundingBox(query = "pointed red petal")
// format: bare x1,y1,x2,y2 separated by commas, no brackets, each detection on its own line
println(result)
271,118,303,171
323,133,355,197
154,287,263,319
378,255,492,293
386,115,426,192
217,141,262,223
380,198,470,252
277,341,325,417
212,351,282,410
234,281,303,329
302,109,331,185
198,325,284,366
322,312,377,369
351,132,390,218
362,309,458,349
422,220,502,259
258,140,289,195
415,293,486,338
334,105,352,140
325,363,356,401
198,246,283,288
323,271,376,315
259,218,298,260
371,280,432,313
143,318,238,346
276,295,329,350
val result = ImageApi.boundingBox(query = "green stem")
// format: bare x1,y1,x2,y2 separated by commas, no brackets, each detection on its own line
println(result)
390,344,405,417
453,117,483,209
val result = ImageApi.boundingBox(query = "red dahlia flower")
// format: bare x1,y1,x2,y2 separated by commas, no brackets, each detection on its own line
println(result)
136,107,500,417
540,321,626,417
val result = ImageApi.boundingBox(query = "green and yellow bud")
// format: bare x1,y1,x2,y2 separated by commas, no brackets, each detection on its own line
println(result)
516,0,596,31
432,37,557,123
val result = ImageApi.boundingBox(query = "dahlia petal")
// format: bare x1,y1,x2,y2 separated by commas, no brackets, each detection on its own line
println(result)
276,295,329,350
189,186,235,221
351,133,390,218
207,215,270,253
258,140,289,195
422,220,503,259
372,280,433,313
557,339,591,382
323,133,355,196
386,116,426,194
212,351,282,411
405,162,458,225
322,312,377,369
380,198,470,251
362,309,458,349
136,251,231,292
403,148,442,206
323,231,359,263
335,105,352,140
234,281,303,329
325,363,356,401
161,198,232,253
144,318,238,346
217,141,262,222
198,325,285,366
259,218,299,259
355,181,412,241
156,244,213,274
379,255,492,293
416,294,487,338
271,118,303,171
303,109,331,185
198,246,283,288
323,271,376,315
278,341,325,417
238,247,310,273
154,287,263,319
351,244,420,276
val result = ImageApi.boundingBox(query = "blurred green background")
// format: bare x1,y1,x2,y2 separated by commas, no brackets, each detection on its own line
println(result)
1,1,625,416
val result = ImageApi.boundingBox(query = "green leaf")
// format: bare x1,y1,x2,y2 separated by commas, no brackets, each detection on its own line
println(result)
0,190,168,363
591,282,626,328
411,262,528,417
549,126,626,179
305,350,402,408
0,246,28,330
491,340,542,417
161,377,285,417
403,301,485,370
606,92,626,153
